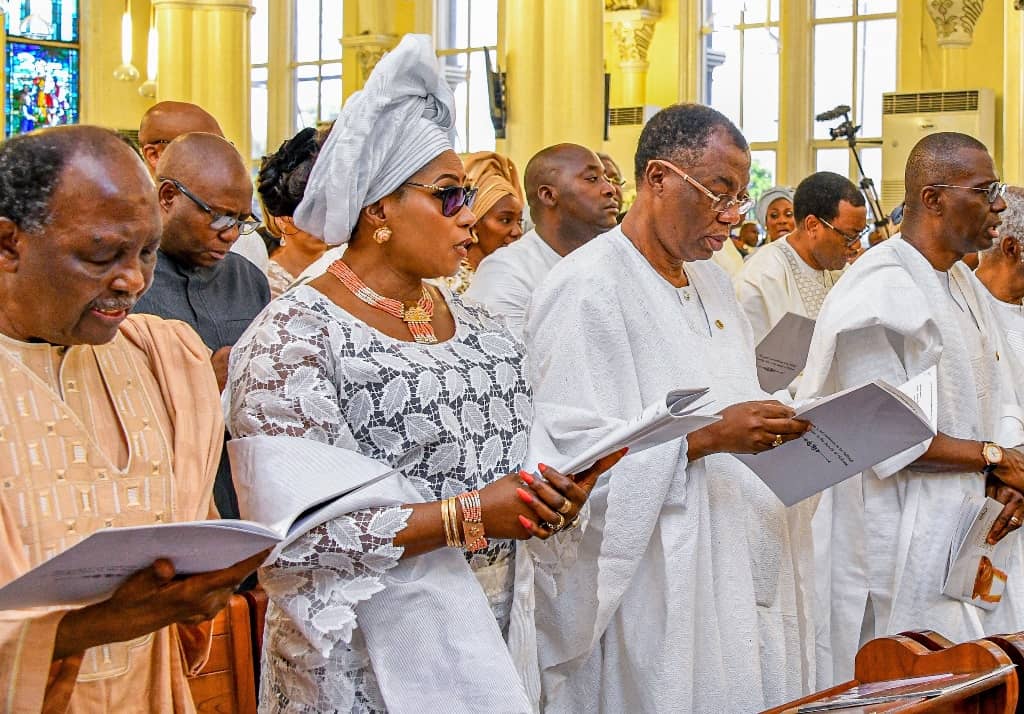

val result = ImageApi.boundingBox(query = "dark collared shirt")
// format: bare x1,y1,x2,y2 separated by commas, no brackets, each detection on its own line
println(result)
134,250,270,351
133,250,270,519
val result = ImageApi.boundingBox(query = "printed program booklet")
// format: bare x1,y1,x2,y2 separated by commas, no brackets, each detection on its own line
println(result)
755,312,816,393
0,446,398,610
738,367,938,506
527,387,720,476
796,666,1016,712
942,494,1017,610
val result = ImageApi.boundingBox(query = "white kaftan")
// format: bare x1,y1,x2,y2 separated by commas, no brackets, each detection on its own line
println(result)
463,229,560,339
735,237,843,344
227,285,533,713
798,236,1024,688
514,226,816,713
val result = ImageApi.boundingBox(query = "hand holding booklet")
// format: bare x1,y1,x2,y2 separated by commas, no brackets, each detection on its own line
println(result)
526,387,720,476
942,495,1016,610
0,441,399,610
737,367,938,506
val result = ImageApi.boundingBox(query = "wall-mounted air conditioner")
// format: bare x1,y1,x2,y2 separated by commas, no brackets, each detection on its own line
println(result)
881,89,996,210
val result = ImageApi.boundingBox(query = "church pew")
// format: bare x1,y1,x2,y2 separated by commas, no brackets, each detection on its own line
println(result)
763,634,1018,713
984,634,1024,714
898,630,956,652
241,586,268,694
187,594,258,714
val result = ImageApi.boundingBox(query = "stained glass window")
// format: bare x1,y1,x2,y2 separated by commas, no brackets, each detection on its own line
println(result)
3,0,78,43
4,42,80,137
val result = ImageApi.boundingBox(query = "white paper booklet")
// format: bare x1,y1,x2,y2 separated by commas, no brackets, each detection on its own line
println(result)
756,312,817,393
527,388,720,476
0,448,398,610
737,367,938,506
942,495,1016,611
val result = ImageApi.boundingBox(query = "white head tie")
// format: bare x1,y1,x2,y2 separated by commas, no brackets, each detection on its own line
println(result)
294,34,456,245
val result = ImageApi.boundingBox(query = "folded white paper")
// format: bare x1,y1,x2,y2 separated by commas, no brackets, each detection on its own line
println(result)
737,367,937,506
756,312,816,393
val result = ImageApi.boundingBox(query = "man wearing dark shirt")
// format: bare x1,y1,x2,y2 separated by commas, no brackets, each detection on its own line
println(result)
134,132,269,517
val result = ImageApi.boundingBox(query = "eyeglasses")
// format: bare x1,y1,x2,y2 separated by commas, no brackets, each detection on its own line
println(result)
927,181,1007,204
818,216,870,246
404,182,478,217
159,177,261,234
648,159,754,215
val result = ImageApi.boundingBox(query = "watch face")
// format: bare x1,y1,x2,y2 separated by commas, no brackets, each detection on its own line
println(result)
985,444,1003,464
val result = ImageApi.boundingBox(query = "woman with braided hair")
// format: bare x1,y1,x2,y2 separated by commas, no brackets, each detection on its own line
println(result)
257,126,329,296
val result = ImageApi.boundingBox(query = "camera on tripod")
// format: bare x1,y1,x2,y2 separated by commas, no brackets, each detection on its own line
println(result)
813,103,894,238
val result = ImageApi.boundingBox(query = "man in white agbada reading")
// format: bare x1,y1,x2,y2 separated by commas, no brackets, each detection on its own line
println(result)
517,104,817,712
736,171,867,345
798,132,1024,688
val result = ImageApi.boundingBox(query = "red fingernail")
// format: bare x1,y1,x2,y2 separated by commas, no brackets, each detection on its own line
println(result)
538,463,549,473
519,470,534,485
621,447,629,455
518,514,533,530
516,487,534,504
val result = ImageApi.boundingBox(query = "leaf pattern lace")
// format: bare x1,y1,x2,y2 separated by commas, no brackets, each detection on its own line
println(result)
227,285,532,713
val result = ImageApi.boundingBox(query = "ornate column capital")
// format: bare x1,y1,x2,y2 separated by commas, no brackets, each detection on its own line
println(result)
604,0,660,10
924,0,985,47
607,9,659,71
341,33,398,81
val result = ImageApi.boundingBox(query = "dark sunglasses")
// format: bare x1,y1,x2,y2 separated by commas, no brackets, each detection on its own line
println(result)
404,182,478,217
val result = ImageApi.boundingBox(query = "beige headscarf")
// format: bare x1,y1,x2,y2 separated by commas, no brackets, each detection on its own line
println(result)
462,151,524,224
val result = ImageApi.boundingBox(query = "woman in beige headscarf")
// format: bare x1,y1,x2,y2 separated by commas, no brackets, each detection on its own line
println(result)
447,151,524,293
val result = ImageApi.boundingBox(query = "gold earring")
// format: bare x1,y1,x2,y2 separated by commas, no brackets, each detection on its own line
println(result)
469,228,480,244
373,226,393,244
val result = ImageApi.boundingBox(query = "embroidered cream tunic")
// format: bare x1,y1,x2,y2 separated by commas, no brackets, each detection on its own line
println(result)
0,314,223,713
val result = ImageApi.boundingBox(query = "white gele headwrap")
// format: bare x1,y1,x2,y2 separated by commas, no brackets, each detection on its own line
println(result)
754,185,795,228
294,34,457,245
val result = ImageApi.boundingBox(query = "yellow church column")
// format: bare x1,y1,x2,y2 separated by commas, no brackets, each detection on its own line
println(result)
341,0,400,98
1003,4,1023,183
608,8,659,107
777,0,814,185
153,0,253,160
542,0,604,149
153,0,193,100
503,0,547,173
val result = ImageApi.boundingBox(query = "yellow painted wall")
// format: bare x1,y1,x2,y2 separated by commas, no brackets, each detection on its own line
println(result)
897,0,1007,173
80,0,155,131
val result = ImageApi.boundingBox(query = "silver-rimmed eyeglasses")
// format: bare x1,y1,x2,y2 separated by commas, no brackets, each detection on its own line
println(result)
648,159,754,215
927,181,1007,204
159,177,261,234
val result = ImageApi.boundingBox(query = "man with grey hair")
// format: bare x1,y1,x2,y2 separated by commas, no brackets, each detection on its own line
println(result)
976,187,1024,372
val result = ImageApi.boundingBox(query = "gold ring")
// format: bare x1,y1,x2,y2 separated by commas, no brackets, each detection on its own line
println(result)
1012,516,1022,527
772,434,784,448
557,499,573,515
551,512,566,530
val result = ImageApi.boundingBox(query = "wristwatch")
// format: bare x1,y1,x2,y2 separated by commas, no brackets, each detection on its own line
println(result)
982,441,1004,475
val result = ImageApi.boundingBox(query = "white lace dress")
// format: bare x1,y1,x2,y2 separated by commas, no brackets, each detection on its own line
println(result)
227,284,532,713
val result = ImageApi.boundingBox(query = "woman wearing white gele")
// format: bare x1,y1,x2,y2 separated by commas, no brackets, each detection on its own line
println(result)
226,35,621,713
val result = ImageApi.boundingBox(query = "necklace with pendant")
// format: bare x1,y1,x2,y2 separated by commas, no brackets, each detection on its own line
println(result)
327,259,438,344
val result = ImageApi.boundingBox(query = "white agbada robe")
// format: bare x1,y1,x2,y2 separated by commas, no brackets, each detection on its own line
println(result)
798,236,1024,688
464,229,560,339
984,292,1024,385
735,237,843,344
513,226,816,713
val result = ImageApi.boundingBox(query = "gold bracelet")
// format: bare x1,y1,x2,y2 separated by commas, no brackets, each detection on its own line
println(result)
441,497,462,547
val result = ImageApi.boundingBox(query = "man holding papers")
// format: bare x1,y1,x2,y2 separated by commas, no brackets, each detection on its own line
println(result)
0,126,262,712
736,171,867,345
518,104,816,712
799,132,1024,688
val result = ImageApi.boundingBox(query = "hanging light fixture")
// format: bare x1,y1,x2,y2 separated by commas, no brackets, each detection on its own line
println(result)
113,0,140,81
139,5,158,97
